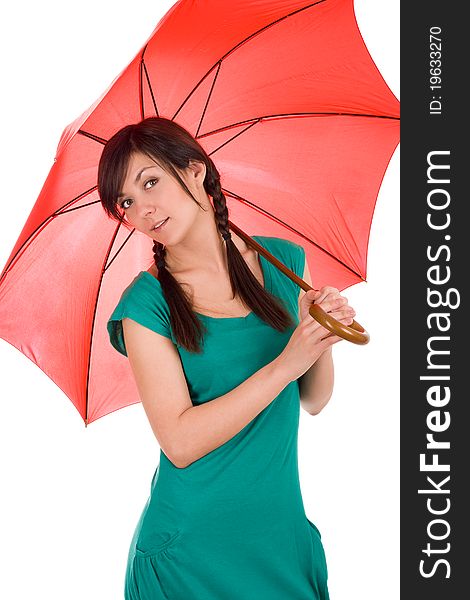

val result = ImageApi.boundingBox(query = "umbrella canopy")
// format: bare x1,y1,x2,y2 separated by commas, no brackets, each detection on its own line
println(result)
0,0,399,425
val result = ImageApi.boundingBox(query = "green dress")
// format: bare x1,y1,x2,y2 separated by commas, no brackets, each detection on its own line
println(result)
107,235,329,600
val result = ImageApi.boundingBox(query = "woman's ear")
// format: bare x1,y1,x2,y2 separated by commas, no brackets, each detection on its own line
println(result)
187,160,206,187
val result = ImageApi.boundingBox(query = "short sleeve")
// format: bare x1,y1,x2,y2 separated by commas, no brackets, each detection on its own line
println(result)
107,274,173,357
258,236,307,320
270,237,306,279
257,236,306,279
290,242,306,279
285,242,306,319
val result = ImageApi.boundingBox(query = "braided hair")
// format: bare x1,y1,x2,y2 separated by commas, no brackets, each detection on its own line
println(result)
98,117,294,353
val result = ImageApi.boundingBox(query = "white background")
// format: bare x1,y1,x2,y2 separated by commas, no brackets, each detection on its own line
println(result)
0,1,399,598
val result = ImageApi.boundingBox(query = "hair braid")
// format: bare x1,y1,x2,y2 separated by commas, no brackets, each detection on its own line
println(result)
203,162,231,242
153,240,166,270
203,161,294,331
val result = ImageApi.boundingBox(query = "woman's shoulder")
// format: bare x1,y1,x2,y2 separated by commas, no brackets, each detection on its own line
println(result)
255,234,303,250
254,235,305,269
111,269,168,317
256,236,307,291
146,264,159,278
107,270,172,356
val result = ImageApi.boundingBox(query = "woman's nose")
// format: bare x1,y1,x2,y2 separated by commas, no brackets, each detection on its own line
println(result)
139,203,156,217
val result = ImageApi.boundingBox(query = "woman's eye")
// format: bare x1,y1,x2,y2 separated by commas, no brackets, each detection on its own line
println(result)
119,179,157,210
145,178,158,189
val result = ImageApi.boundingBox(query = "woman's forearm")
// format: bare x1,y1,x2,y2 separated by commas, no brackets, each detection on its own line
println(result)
174,357,293,468
298,346,334,415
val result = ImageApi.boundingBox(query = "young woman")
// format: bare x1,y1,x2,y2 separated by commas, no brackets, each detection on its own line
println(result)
100,116,356,600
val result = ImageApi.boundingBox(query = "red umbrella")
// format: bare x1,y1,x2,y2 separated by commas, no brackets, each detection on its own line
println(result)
0,0,399,426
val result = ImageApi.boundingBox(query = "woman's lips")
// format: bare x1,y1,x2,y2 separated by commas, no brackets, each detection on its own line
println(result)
152,217,169,231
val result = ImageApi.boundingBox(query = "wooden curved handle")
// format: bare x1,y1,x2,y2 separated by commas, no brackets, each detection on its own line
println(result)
228,220,370,345
308,303,370,345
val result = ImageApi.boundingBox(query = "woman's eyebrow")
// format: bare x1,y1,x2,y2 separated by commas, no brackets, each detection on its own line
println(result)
118,166,158,198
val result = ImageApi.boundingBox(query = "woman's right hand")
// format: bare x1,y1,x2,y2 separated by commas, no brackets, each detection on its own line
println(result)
276,288,355,382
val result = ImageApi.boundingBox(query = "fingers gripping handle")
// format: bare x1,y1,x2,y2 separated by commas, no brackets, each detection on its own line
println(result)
308,302,370,345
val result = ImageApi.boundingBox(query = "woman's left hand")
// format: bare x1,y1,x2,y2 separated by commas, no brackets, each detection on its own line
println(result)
299,285,356,327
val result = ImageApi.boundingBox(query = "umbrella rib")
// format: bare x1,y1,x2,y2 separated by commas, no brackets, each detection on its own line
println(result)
328,192,363,274
141,55,159,117
198,111,398,156
199,111,398,141
103,227,136,273
195,61,222,138
222,187,364,281
207,121,261,156
77,129,108,145
139,56,145,118
0,186,98,282
84,221,132,424
171,0,327,122
59,198,101,213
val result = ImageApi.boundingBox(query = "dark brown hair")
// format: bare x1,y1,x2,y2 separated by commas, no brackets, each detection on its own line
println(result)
98,116,294,352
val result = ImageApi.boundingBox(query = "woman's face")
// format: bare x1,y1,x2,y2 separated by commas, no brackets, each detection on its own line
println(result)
116,151,206,243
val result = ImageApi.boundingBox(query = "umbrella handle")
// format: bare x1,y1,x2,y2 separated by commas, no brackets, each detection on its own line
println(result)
228,221,370,345
308,302,369,345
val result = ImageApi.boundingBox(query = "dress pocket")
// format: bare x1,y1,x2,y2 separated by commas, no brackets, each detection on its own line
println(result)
135,528,182,559
306,517,329,594
306,517,322,539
